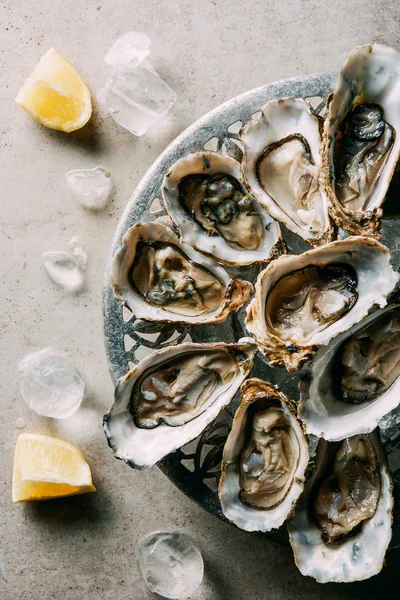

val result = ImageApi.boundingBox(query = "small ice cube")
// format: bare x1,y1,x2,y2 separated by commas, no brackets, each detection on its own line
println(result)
97,63,177,136
65,166,112,211
104,32,151,68
19,348,85,419
15,417,27,430
137,531,204,599
69,237,88,271
42,251,84,293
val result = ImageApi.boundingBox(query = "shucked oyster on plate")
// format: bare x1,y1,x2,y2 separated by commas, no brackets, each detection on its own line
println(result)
288,431,393,583
245,236,399,372
103,338,257,468
299,303,400,440
324,44,400,238
110,222,253,324
161,152,284,266
219,379,309,532
241,98,334,246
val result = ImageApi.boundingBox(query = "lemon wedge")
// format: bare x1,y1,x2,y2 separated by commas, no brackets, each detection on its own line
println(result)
15,48,92,132
12,433,96,502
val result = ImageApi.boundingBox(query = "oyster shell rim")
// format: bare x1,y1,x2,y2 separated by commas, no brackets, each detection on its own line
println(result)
103,338,257,469
241,96,335,247
298,302,400,441
110,220,254,325
288,430,393,583
323,43,400,239
161,150,286,266
245,236,399,372
218,378,309,532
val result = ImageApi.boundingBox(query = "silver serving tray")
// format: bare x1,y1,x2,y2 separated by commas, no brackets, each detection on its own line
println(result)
103,72,400,548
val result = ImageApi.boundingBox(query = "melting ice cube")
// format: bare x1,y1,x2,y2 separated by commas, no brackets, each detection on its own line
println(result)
65,166,112,211
19,348,85,419
42,251,84,293
42,239,87,293
98,32,177,137
69,237,88,271
97,63,177,136
104,31,151,68
137,531,204,599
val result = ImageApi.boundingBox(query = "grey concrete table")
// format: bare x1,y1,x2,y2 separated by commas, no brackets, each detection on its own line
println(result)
1,1,400,599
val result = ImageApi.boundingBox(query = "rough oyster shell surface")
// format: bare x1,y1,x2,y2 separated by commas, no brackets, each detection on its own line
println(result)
103,338,257,469
299,303,400,440
218,378,309,532
288,431,393,583
161,151,285,266
245,236,399,371
324,44,400,237
241,97,334,246
110,221,253,324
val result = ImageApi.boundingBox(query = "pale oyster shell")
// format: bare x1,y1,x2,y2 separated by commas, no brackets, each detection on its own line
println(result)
161,152,285,266
110,221,253,324
241,98,334,246
299,303,400,440
219,378,309,532
245,236,399,371
288,431,393,583
103,338,257,468
324,44,400,238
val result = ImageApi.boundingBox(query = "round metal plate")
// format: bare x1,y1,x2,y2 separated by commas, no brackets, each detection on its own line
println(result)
103,72,400,548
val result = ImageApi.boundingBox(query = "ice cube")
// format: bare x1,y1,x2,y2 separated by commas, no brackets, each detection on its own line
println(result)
97,63,177,136
69,237,88,271
15,417,27,430
42,251,84,293
19,348,85,419
137,531,204,599
104,32,151,68
65,166,112,211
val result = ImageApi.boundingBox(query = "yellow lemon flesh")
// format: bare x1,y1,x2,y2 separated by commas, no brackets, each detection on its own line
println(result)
15,48,92,132
12,433,96,502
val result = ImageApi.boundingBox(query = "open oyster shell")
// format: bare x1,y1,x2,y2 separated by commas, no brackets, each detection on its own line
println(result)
110,222,253,324
324,44,400,238
219,378,309,532
245,236,399,372
288,431,393,583
241,98,334,246
103,338,257,469
161,152,285,266
299,302,400,440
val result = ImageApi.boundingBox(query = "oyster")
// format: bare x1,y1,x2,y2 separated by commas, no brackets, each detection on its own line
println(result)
241,98,333,245
218,379,309,532
103,338,257,468
245,236,399,371
161,152,284,266
110,222,253,324
325,44,400,237
299,303,400,440
288,431,392,583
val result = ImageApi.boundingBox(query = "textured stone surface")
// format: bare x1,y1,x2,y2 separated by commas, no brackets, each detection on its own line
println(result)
1,1,400,599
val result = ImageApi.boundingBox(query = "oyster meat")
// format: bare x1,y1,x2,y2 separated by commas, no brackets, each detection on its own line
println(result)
288,431,392,583
162,152,284,266
219,379,309,532
103,339,257,468
245,236,399,371
324,44,400,237
110,222,253,324
299,303,400,440
241,98,333,245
